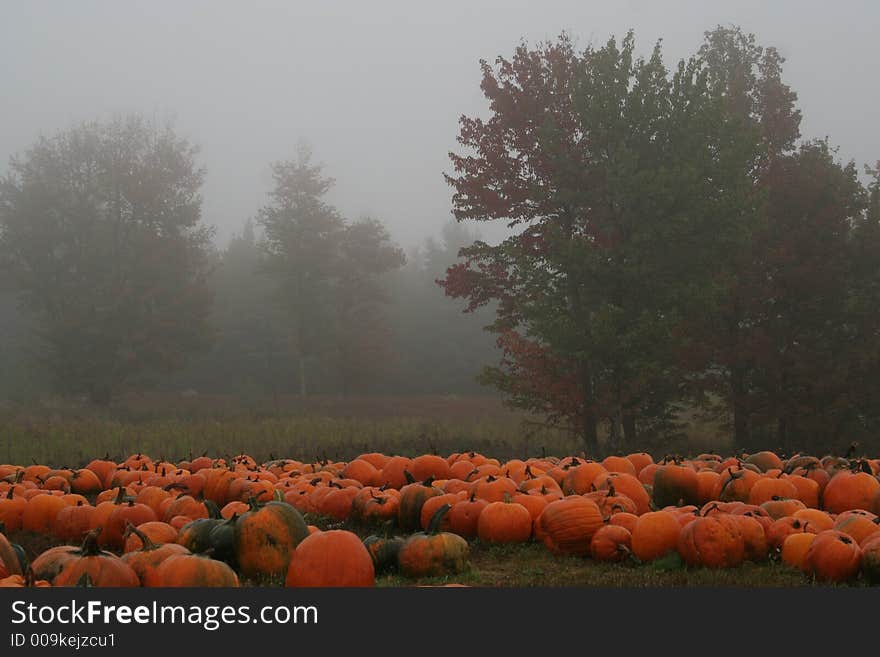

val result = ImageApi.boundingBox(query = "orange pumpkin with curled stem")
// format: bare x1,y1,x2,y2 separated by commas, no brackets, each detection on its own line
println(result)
54,529,140,587
590,525,632,562
122,524,190,585
123,521,179,552
398,504,469,578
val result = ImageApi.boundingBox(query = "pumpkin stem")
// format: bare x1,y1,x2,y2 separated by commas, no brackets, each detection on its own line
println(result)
79,529,103,557
124,522,156,551
77,572,93,588
403,470,416,485
113,487,127,505
426,503,451,535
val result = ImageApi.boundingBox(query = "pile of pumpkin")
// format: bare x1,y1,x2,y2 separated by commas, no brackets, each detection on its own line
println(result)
0,450,878,587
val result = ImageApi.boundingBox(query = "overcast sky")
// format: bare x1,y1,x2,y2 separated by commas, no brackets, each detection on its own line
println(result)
2,1,878,249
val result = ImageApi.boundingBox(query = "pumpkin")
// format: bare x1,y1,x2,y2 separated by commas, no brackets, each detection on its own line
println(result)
0,525,23,577
397,475,442,532
54,530,140,587
234,500,309,581
590,525,632,562
767,517,815,550
363,535,405,573
833,513,880,546
823,471,879,514
448,494,489,538
148,553,239,587
744,451,784,473
560,461,607,496
652,462,700,508
21,493,67,535
409,454,452,481
631,511,681,562
747,477,798,506
781,532,816,572
0,489,27,532
102,500,158,551
286,530,374,587
122,525,190,585
398,504,469,578
477,500,532,544
677,515,745,568
535,496,603,557
860,535,880,584
804,530,861,582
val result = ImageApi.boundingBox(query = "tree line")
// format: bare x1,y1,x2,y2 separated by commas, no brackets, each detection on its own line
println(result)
0,124,496,404
1,25,878,456
440,26,880,455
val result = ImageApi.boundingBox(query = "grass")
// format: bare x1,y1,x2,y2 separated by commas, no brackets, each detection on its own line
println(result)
5,523,831,589
0,393,732,467
375,542,814,587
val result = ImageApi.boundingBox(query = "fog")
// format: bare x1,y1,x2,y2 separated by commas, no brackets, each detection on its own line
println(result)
2,0,878,248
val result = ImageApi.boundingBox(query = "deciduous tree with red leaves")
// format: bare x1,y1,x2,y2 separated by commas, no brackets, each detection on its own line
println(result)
440,31,743,454
442,26,880,455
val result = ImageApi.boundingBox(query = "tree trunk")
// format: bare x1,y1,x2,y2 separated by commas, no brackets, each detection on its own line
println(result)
623,413,637,447
581,410,599,457
731,367,749,449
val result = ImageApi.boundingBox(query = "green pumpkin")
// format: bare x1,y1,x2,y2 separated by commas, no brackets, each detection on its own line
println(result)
363,535,405,573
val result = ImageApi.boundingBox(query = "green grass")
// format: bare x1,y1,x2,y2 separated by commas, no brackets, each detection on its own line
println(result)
375,542,816,587
0,393,732,466
7,523,836,588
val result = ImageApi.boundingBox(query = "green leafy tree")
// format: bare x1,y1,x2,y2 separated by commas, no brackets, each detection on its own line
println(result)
441,32,737,453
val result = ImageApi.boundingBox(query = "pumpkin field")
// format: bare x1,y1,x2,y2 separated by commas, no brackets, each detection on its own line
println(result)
1,447,879,588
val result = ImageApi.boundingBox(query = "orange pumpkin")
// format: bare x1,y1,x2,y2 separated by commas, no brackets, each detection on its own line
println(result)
477,500,532,544
286,530,374,587
677,515,744,568
590,525,632,562
54,530,140,587
804,530,861,582
631,511,681,562
535,496,603,557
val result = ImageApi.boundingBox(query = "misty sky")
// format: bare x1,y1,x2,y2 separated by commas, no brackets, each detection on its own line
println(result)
2,1,878,250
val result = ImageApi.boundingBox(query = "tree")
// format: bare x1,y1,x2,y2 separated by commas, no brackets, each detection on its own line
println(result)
384,221,499,395
257,145,404,394
440,32,737,454
333,217,406,393
680,26,804,449
0,115,214,403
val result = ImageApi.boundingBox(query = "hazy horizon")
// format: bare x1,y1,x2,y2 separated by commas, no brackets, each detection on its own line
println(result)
2,1,878,250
